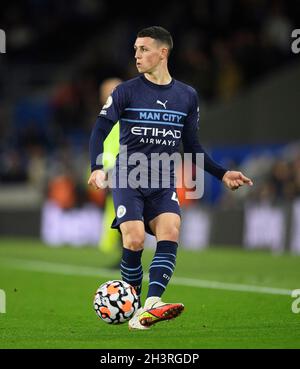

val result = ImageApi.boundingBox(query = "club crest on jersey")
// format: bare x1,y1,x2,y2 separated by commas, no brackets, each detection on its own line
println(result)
117,205,127,218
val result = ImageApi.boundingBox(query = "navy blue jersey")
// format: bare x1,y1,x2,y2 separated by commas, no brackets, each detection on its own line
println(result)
99,75,198,160
90,75,227,183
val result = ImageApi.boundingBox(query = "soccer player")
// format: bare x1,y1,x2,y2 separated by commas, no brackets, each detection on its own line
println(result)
88,26,253,330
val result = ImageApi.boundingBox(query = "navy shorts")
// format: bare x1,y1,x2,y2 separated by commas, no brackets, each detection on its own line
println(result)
111,186,181,235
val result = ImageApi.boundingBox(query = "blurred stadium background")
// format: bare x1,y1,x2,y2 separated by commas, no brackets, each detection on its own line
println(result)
1,0,300,253
2,0,300,350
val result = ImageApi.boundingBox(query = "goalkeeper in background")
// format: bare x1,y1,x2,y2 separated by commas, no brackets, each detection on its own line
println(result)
97,78,122,256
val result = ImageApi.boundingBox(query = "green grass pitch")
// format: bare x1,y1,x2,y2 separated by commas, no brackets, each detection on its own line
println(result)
0,238,300,349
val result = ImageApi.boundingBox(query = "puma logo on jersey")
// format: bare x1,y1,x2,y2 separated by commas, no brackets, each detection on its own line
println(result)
156,100,168,109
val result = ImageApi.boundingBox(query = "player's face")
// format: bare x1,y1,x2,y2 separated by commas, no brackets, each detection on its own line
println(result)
134,37,163,73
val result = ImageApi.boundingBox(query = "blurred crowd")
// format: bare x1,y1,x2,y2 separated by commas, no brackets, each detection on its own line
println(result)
220,142,300,207
1,0,299,100
0,0,300,208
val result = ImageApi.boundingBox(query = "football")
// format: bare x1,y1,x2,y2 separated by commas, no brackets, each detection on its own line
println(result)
93,280,139,324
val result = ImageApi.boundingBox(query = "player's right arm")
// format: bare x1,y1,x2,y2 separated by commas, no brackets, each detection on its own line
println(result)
88,83,127,190
88,116,115,190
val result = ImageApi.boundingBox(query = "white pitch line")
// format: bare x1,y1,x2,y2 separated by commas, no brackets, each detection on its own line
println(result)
0,257,292,296
170,276,292,296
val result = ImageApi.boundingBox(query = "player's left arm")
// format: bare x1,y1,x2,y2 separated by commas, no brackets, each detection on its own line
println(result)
221,170,253,191
182,89,253,191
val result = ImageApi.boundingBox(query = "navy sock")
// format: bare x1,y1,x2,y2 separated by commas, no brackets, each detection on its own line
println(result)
147,240,178,299
120,248,143,307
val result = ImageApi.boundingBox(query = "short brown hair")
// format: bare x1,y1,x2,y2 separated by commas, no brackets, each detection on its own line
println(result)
137,26,173,55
